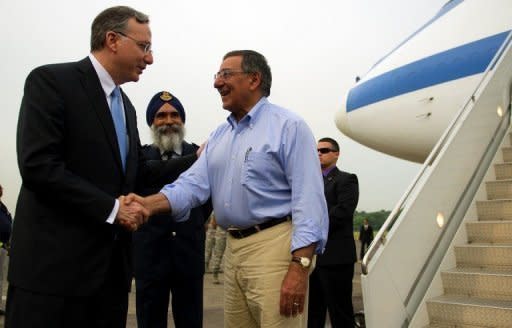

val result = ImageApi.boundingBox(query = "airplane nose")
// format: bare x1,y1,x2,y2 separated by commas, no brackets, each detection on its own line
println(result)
335,95,351,136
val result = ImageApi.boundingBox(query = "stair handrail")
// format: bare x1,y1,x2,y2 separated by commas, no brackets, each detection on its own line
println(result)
361,30,512,275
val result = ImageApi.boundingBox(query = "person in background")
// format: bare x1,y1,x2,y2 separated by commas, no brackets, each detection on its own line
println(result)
204,212,227,284
308,137,359,328
125,49,328,328
7,7,196,327
0,184,12,315
359,218,374,260
133,91,210,328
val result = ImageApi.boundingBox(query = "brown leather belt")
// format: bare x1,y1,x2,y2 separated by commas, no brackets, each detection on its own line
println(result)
227,216,291,239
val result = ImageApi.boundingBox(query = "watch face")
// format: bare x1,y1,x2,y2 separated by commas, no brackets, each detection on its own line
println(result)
300,257,311,267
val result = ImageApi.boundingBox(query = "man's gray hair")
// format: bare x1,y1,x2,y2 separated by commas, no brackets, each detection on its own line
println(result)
223,50,272,97
90,6,149,51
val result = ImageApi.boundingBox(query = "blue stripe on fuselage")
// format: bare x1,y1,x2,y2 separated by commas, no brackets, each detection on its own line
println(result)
346,31,510,112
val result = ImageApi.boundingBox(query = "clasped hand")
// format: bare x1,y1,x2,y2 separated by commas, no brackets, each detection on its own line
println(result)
115,194,149,232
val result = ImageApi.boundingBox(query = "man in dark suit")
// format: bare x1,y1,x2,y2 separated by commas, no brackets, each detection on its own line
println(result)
133,91,210,328
308,137,359,328
359,218,374,260
7,7,196,328
0,184,12,315
0,184,12,248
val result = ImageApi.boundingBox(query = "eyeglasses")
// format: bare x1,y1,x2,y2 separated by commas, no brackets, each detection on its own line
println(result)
214,69,247,80
115,31,152,54
317,148,337,154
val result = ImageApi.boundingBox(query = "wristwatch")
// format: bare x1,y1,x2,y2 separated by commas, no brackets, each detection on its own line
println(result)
291,256,311,268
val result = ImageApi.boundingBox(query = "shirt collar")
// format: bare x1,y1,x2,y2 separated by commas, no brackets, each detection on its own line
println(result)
88,53,117,98
322,165,336,177
226,97,268,129
160,144,183,157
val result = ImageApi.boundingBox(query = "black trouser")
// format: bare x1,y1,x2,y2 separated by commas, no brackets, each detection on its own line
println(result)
308,263,355,328
5,246,128,328
360,240,371,260
135,272,203,328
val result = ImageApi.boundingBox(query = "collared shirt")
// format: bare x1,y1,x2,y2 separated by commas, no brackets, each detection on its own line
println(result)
160,146,182,159
160,97,328,253
88,54,116,107
88,53,125,224
322,165,336,177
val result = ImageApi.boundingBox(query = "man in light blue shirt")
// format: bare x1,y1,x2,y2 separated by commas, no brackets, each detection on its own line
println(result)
127,50,328,327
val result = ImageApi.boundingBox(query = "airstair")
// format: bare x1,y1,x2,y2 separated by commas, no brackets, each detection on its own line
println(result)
360,32,512,328
422,134,512,327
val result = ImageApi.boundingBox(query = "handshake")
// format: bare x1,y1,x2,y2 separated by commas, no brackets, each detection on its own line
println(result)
115,193,149,232
114,192,171,231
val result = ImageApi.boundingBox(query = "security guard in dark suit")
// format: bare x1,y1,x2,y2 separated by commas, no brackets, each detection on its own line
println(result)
133,91,211,328
308,137,359,328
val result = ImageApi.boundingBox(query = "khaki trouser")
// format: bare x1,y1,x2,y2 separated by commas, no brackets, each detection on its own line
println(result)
224,220,312,328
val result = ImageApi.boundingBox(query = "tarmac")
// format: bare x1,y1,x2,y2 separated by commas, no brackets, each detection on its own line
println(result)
125,256,364,327
0,252,365,327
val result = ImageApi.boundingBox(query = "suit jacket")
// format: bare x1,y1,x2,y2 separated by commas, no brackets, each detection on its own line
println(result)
10,57,195,297
133,142,211,281
317,167,359,266
359,224,374,243
0,202,12,244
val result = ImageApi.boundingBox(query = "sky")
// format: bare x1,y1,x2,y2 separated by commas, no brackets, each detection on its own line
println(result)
0,0,447,212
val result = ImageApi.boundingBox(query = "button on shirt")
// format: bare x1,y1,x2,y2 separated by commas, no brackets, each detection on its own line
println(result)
160,97,328,253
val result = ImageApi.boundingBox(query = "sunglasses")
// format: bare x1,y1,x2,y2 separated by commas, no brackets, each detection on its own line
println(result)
317,148,337,154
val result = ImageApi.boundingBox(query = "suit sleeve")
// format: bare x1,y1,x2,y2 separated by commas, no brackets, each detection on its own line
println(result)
137,154,198,188
329,174,359,232
17,67,115,223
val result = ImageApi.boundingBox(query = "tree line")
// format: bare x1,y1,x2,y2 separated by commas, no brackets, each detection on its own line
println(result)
353,210,390,232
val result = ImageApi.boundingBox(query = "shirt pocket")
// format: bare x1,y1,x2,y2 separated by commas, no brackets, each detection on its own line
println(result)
241,151,282,191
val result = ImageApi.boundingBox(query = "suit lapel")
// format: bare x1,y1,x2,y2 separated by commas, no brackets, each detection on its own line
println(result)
324,167,339,183
122,90,138,178
323,167,339,194
77,58,124,173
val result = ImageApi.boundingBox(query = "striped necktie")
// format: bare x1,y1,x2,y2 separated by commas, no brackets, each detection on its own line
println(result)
110,86,127,171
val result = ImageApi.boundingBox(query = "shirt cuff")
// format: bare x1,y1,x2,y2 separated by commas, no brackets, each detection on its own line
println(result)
106,199,119,224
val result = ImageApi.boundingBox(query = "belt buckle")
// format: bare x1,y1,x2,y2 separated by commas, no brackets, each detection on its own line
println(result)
227,227,244,239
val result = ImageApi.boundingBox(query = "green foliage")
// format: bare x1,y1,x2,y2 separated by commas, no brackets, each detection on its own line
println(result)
353,209,390,232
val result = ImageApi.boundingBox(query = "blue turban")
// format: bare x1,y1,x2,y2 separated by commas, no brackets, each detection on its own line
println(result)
146,91,186,126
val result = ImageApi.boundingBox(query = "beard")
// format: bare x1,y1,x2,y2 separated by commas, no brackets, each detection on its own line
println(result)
151,124,186,153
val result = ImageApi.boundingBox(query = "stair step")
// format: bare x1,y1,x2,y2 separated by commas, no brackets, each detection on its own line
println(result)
425,323,494,328
503,147,512,163
495,163,512,180
427,296,512,327
467,221,512,244
441,268,512,301
486,179,512,199
454,244,512,270
476,199,512,220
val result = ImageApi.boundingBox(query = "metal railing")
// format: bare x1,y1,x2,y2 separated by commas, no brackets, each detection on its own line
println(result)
362,30,512,276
